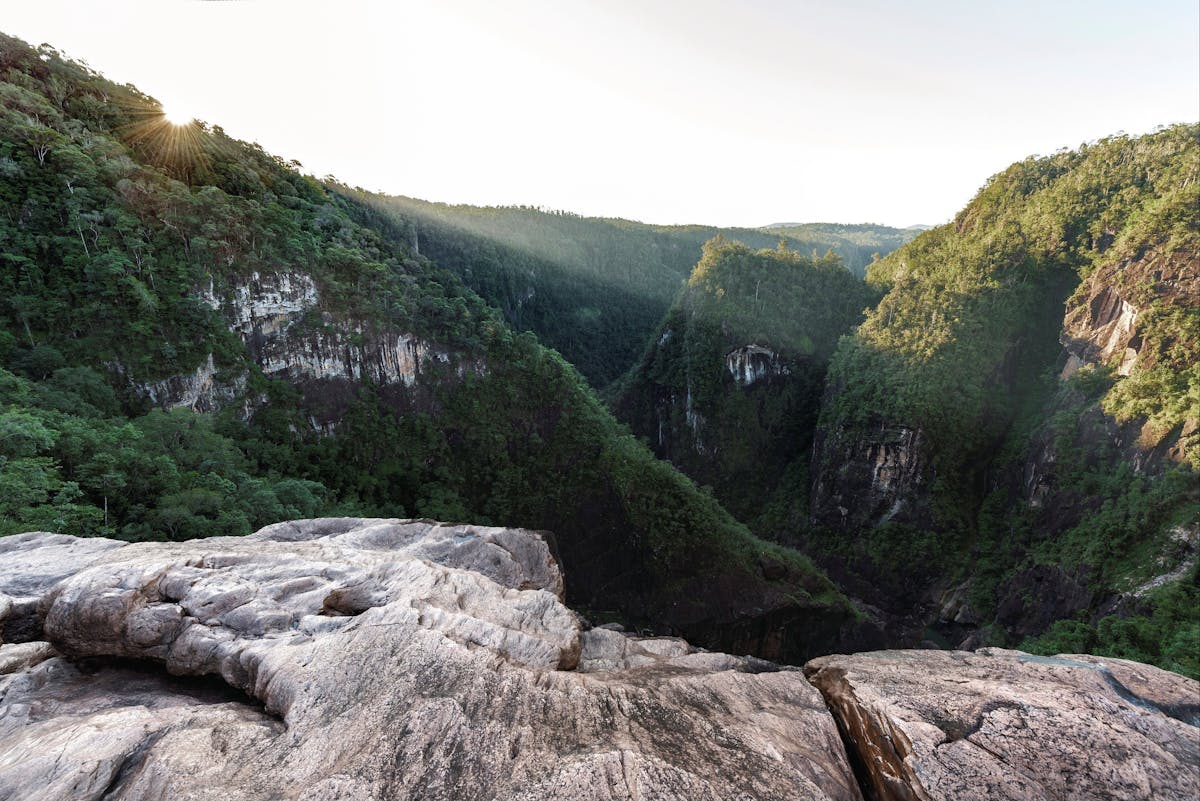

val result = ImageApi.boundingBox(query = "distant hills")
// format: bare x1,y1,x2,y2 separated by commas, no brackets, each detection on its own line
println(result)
762,221,932,232
340,192,918,387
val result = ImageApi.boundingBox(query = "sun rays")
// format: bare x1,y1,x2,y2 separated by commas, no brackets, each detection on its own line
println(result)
114,95,213,181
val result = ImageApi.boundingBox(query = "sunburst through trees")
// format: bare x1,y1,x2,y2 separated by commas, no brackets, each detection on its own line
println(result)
117,96,212,181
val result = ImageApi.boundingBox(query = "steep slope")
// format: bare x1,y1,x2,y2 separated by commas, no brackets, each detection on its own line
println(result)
806,124,1199,672
0,33,872,662
613,237,879,540
346,191,915,386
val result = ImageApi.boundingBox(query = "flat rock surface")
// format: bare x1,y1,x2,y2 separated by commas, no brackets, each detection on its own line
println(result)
805,648,1200,801
0,519,861,801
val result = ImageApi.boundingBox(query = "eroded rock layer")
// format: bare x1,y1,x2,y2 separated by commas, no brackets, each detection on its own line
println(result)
4,520,1198,801
0,520,860,801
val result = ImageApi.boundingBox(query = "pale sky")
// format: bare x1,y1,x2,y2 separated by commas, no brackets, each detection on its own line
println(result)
2,0,1197,227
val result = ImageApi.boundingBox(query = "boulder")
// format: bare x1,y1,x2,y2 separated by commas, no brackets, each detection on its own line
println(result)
805,648,1200,801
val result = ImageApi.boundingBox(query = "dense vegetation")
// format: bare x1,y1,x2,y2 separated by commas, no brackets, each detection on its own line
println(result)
826,125,1198,484
345,192,914,387
0,33,861,657
2,30,1194,676
614,237,879,536
0,33,498,536
810,124,1199,676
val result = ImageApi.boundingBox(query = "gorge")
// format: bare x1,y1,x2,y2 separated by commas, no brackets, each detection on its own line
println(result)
0,27,1197,801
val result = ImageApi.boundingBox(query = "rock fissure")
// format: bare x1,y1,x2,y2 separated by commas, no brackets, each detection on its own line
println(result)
805,649,1200,801
95,731,165,801
804,665,931,801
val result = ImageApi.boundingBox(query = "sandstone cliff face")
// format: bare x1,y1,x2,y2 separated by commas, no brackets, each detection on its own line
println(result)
140,270,475,425
1060,249,1196,380
3,520,1198,801
726,344,792,387
1024,248,1199,509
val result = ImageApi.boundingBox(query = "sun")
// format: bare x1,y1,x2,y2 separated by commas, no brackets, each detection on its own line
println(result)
117,95,211,179
162,102,196,126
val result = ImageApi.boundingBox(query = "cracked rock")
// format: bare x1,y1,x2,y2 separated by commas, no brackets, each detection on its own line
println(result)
805,648,1200,801
0,519,860,801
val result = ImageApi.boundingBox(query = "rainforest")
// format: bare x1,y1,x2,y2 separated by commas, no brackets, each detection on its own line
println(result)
0,22,1197,801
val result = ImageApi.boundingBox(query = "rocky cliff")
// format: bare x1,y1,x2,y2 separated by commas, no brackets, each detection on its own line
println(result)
2,520,1197,801
810,423,933,533
1025,246,1200,510
803,126,1199,661
613,238,877,539
0,520,863,801
987,244,1200,647
142,267,471,427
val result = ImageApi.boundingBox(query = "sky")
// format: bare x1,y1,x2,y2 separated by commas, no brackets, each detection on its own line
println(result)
2,0,1197,228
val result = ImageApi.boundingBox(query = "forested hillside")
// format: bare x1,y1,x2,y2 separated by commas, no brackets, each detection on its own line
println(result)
608,126,1198,678
2,30,1195,680
808,124,1199,676
344,192,915,386
0,33,873,662
613,237,879,537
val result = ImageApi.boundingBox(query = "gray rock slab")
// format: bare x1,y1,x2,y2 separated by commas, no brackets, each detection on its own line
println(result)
0,520,861,801
805,647,1200,801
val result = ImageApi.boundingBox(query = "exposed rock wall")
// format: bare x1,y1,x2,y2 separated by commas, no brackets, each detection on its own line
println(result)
1059,249,1197,379
1025,248,1199,509
139,352,246,413
726,344,791,386
810,423,932,532
143,270,473,417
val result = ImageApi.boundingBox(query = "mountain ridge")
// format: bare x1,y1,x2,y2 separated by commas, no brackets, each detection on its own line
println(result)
0,31,873,663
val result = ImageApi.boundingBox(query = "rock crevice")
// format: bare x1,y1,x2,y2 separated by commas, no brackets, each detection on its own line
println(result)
805,649,1200,801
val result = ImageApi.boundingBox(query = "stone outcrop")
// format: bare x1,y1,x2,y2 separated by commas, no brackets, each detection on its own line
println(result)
140,352,247,413
1059,249,1197,381
805,648,1200,801
3,520,1198,801
1062,283,1140,377
1016,247,1198,602
726,344,792,386
1050,248,1200,475
143,270,479,421
810,423,932,533
0,519,861,801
